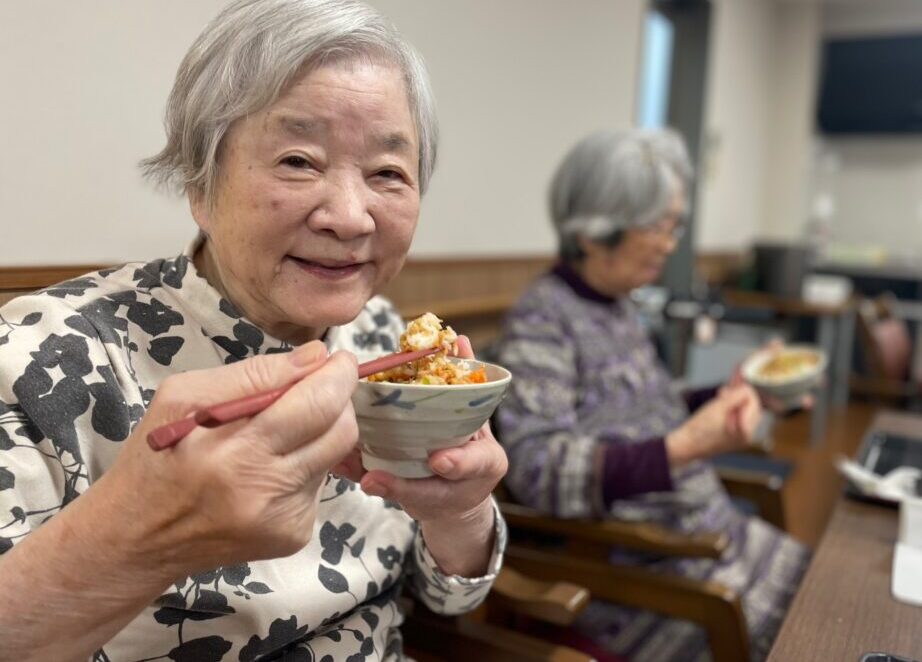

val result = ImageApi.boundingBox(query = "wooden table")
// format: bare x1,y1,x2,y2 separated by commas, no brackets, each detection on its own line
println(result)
768,410,922,661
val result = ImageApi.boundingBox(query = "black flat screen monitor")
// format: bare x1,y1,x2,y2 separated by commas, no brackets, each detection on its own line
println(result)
818,33,922,134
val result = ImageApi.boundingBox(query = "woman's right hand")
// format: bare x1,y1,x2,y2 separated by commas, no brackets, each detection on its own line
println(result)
666,384,761,467
103,340,359,580
0,340,359,662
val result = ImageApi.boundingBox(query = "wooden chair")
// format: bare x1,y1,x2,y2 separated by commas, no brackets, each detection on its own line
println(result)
402,565,594,662
494,465,790,662
853,294,922,406
712,460,787,531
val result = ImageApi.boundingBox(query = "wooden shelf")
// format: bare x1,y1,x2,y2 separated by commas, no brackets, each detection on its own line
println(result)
723,289,854,317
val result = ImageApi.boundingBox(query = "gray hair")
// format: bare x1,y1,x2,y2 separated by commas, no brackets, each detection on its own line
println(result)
141,0,438,204
549,128,692,262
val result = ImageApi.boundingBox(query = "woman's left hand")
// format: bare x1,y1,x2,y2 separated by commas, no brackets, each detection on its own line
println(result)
732,339,815,413
331,335,507,577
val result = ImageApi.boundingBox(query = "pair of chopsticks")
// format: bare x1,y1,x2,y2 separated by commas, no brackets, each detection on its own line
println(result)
146,347,439,451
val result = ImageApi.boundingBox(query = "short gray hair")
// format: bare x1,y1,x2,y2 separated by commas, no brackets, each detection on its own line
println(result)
141,0,438,203
549,128,692,262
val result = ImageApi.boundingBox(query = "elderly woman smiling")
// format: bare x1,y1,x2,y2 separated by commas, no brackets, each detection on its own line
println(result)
0,1,507,660
495,129,808,661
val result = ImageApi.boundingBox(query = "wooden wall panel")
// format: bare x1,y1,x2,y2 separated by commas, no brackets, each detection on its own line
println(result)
0,265,106,291
0,259,554,303
0,257,555,349
696,251,748,287
380,256,554,349
0,253,735,349
380,256,553,309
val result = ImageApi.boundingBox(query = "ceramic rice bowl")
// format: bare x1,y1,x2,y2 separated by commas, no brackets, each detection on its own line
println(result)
742,344,827,409
352,358,512,478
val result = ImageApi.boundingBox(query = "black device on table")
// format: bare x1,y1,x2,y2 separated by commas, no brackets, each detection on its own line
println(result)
845,429,922,506
860,653,920,662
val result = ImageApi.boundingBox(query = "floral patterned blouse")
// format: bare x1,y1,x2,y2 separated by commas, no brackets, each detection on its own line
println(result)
0,239,506,661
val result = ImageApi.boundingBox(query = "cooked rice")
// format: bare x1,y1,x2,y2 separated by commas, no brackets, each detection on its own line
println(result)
367,312,487,385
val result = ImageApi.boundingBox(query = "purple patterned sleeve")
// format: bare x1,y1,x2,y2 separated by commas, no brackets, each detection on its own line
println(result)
600,437,674,507
495,303,602,518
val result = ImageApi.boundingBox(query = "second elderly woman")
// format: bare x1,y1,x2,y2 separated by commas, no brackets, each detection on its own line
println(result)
0,1,507,660
495,129,808,662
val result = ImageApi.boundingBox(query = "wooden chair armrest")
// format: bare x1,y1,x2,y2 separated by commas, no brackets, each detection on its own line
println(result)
715,467,787,530
499,501,728,559
403,602,594,662
505,545,749,662
490,566,590,627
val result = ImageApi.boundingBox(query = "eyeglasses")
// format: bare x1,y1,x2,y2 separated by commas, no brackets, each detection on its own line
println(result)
639,213,687,241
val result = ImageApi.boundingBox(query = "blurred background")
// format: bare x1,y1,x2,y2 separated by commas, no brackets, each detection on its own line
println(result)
4,0,922,268
6,0,922,390
8,0,922,417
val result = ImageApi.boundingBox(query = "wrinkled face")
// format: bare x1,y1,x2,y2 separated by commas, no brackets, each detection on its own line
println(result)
580,184,686,296
192,60,420,343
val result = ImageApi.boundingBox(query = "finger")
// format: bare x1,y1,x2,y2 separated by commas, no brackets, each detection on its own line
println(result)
729,368,744,387
723,384,752,405
725,405,741,438
331,448,365,482
717,384,740,403
743,384,761,401
282,403,359,480
330,415,491,486
147,341,328,426
456,334,474,359
428,431,507,481
762,394,787,413
360,470,454,506
740,396,761,435
762,394,782,412
741,387,761,415
244,350,358,455
361,470,494,521
728,358,746,387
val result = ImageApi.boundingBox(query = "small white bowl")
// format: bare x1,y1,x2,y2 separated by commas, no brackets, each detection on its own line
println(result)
352,358,512,478
742,344,827,408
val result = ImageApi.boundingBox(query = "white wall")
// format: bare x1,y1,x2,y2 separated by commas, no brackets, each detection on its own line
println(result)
694,0,822,251
695,0,777,251
0,2,226,266
693,0,922,256
0,0,644,266
814,0,922,258
760,1,820,242
376,0,644,257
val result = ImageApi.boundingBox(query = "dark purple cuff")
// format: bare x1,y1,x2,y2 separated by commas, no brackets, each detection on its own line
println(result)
600,437,674,507
684,385,720,414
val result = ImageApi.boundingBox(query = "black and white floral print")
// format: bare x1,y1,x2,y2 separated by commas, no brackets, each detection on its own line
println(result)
0,236,505,661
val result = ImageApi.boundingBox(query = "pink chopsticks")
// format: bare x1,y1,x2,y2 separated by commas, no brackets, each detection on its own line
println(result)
146,347,439,451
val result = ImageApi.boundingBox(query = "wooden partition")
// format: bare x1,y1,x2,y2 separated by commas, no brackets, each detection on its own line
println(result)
695,251,747,288
0,265,108,308
0,252,743,349
0,257,555,349
381,256,553,349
